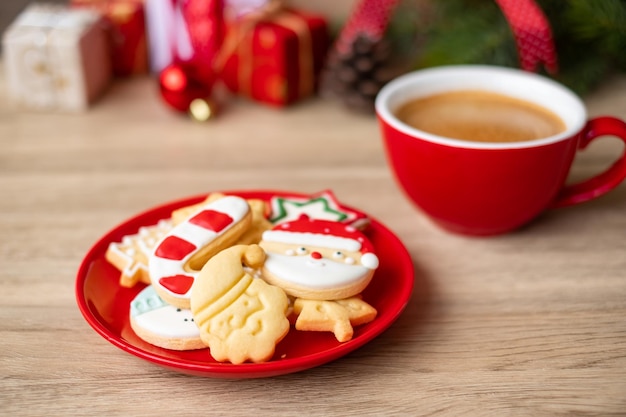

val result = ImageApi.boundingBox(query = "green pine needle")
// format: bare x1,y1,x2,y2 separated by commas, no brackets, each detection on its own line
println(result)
392,0,626,95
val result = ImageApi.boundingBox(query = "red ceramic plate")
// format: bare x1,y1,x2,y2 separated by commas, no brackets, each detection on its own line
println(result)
76,190,414,378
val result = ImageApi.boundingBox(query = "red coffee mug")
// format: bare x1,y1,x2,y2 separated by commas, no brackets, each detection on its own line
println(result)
375,65,626,235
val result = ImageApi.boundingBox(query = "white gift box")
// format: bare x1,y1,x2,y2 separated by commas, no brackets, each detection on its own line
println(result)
144,0,224,77
2,3,112,111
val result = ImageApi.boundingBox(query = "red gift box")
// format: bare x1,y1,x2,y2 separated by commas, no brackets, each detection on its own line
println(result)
220,9,329,106
72,0,148,77
145,0,225,84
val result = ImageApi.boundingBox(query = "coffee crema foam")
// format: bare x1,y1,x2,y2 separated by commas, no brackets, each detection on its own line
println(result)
395,90,566,143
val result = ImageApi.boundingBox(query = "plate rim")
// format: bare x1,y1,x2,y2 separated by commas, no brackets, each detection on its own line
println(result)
75,189,414,378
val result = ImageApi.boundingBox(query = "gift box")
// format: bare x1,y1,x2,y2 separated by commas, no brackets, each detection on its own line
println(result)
220,9,329,106
71,0,148,77
2,3,112,111
145,0,224,83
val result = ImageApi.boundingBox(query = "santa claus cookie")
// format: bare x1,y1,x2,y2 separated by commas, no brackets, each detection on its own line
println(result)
258,217,380,301
149,195,252,309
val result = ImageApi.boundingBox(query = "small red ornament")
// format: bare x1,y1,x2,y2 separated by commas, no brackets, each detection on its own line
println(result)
158,63,215,113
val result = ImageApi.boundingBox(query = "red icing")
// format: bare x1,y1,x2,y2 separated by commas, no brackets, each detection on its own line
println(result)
275,218,375,253
311,251,322,259
189,209,233,232
159,275,195,295
155,236,197,260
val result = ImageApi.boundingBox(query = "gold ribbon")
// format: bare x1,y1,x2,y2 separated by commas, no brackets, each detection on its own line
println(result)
72,0,138,24
212,0,282,74
213,1,315,102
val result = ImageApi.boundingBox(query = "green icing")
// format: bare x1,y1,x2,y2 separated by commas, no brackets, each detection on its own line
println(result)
130,286,167,317
270,196,348,224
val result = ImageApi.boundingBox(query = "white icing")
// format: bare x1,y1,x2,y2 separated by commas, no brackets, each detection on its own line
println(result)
173,221,220,248
107,219,173,281
136,220,171,257
149,196,249,299
263,252,371,290
262,230,362,252
131,287,200,339
360,253,379,270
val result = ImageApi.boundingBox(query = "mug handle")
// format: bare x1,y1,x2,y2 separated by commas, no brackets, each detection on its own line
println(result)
552,116,626,208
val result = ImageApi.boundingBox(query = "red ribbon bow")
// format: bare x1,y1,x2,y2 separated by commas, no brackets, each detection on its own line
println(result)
333,0,399,55
333,0,558,74
495,0,558,73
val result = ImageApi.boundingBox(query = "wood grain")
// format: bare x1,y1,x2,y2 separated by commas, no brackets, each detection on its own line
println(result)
1,68,625,416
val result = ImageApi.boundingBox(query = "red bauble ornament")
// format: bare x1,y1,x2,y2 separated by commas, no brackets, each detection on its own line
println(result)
159,63,215,113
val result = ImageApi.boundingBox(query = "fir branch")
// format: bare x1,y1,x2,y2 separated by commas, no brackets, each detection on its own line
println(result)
564,0,626,41
412,0,518,68
539,0,626,90
562,0,626,69
393,0,626,95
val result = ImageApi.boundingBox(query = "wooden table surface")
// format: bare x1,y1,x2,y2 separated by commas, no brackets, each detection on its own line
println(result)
2,67,626,416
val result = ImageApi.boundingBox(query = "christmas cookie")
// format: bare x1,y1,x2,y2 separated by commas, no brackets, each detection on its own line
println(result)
129,285,206,351
106,219,173,288
293,296,377,342
191,245,290,364
259,216,380,301
173,193,272,244
170,193,226,226
269,190,370,230
233,198,274,245
149,195,252,309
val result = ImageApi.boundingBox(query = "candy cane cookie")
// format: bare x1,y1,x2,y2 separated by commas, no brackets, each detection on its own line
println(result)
149,195,252,309
172,193,272,244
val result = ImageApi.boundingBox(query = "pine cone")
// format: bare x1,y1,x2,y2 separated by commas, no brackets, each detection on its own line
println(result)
320,35,397,114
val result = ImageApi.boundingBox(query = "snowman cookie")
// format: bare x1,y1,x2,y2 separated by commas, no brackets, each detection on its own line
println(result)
129,285,206,351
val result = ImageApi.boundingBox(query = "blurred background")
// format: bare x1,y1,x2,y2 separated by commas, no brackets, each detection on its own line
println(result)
1,0,354,43
2,0,625,114
2,0,63,41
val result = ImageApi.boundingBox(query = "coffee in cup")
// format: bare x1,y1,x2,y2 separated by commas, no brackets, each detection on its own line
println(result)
375,65,626,235
394,90,566,143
